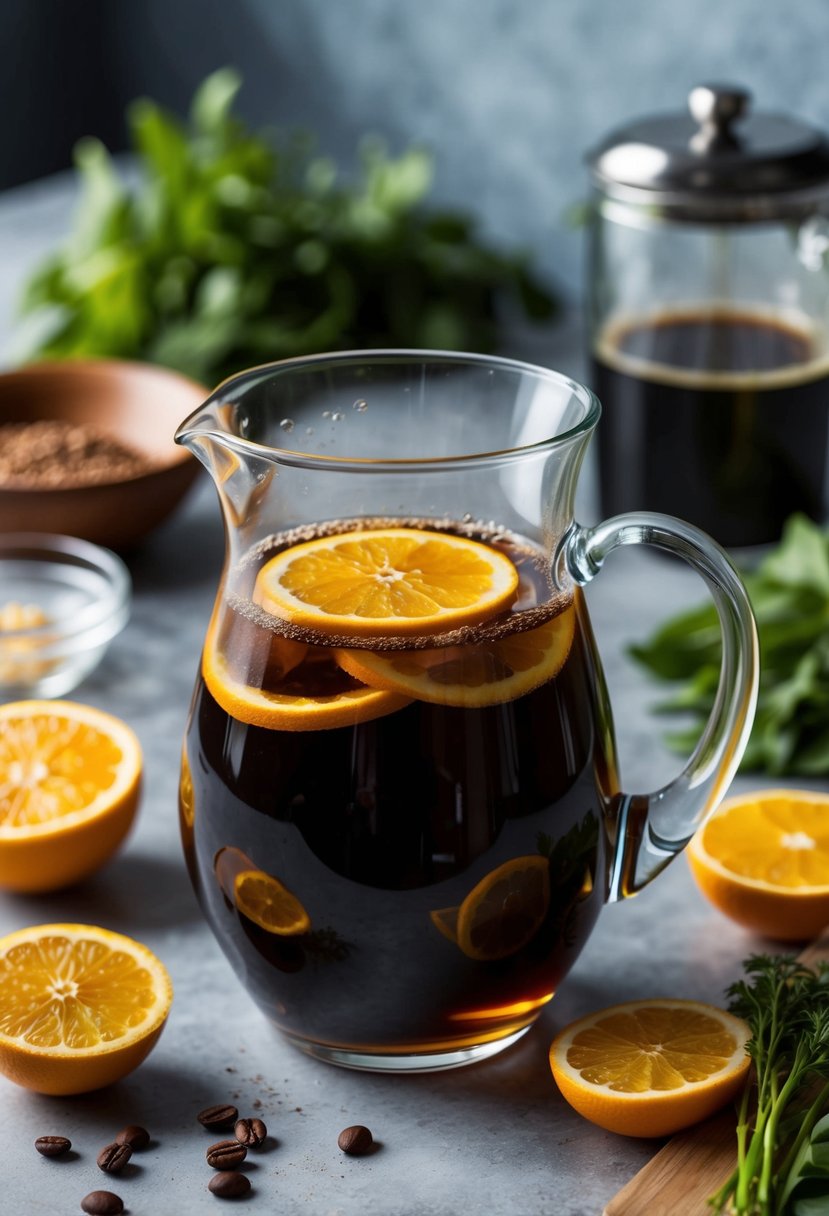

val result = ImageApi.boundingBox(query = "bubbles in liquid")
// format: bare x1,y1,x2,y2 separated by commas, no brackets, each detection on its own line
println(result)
332,412,345,422
305,427,315,436
353,398,368,412
462,513,474,524
322,410,332,419
279,418,295,433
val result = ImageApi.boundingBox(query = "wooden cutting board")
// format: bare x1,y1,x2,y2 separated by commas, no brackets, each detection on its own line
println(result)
603,929,829,1216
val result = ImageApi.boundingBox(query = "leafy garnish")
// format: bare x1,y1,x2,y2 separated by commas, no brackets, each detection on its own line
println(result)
18,68,557,385
709,954,829,1216
630,514,829,775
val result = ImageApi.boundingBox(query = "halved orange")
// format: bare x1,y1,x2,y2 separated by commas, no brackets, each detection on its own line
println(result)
550,999,751,1138
337,608,575,708
456,855,550,960
687,789,829,940
0,700,142,892
0,923,172,1094
202,621,410,731
234,869,311,935
253,527,520,639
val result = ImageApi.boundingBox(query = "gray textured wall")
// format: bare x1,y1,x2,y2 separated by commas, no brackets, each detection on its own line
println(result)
6,0,829,300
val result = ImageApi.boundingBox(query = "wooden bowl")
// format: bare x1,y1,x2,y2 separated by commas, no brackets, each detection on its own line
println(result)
0,360,208,550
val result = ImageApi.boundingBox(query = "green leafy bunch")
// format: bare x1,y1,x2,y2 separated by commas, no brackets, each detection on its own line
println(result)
711,955,829,1216
19,69,557,385
630,514,829,776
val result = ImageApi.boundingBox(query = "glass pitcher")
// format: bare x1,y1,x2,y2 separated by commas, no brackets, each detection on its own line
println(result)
176,350,758,1072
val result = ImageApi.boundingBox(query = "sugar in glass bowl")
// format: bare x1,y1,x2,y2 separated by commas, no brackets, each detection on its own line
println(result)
0,534,130,700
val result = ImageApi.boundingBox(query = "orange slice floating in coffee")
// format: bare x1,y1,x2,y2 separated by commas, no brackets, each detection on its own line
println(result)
202,621,410,731
234,869,311,936
456,855,551,961
253,528,520,639
336,608,575,708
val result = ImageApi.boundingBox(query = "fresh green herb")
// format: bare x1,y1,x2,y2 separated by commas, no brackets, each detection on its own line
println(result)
17,68,557,385
710,954,829,1216
630,514,829,776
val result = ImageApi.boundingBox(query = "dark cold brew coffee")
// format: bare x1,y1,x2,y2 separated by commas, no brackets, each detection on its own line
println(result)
592,309,829,546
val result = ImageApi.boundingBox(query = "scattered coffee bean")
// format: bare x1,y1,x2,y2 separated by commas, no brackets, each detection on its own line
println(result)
115,1124,150,1151
337,1124,374,1155
80,1192,124,1216
35,1135,71,1157
198,1103,239,1131
206,1139,247,1170
96,1142,132,1174
234,1117,267,1147
208,1170,252,1199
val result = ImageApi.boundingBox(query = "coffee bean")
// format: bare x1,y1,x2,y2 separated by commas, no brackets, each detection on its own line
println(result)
337,1124,374,1155
114,1124,150,1151
208,1170,252,1199
198,1103,239,1130
80,1192,123,1215
35,1135,71,1157
97,1142,132,1174
206,1139,247,1169
234,1117,267,1147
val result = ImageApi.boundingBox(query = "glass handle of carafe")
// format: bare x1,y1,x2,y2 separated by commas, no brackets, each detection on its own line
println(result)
558,512,759,900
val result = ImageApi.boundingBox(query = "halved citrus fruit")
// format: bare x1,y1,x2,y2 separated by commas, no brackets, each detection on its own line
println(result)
687,789,829,940
549,999,751,1138
336,608,575,708
456,855,550,960
253,527,520,639
0,700,142,893
234,869,311,935
202,622,410,731
0,923,172,1094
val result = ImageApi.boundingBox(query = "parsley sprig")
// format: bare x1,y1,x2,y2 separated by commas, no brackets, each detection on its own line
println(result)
17,68,557,385
710,955,829,1216
630,514,829,776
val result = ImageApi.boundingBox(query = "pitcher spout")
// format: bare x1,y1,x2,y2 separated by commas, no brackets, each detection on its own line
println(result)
175,395,277,530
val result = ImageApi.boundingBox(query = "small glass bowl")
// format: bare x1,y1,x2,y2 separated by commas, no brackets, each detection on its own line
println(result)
0,534,130,700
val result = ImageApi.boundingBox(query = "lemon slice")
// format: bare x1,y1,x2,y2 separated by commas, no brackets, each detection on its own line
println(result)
234,869,311,935
0,923,172,1094
253,527,520,639
202,621,410,731
688,789,829,940
549,999,751,1137
336,609,574,708
0,700,142,893
456,855,551,960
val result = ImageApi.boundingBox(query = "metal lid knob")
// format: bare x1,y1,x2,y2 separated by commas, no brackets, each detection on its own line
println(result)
689,85,750,151
587,83,829,221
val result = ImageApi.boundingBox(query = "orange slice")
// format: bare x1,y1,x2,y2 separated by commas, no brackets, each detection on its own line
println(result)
687,789,829,940
202,622,410,731
253,527,520,639
429,906,460,944
0,923,172,1095
456,855,550,960
234,869,311,935
336,608,574,708
549,999,751,1138
0,700,142,893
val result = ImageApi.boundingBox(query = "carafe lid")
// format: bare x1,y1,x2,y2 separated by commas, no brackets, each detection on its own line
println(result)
588,85,829,220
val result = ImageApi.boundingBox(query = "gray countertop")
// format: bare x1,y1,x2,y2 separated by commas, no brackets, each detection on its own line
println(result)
0,174,815,1216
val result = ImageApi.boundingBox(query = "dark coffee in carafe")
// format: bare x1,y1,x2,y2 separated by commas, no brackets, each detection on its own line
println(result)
592,308,829,547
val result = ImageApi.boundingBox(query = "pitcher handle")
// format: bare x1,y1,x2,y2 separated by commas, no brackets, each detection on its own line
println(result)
558,512,759,901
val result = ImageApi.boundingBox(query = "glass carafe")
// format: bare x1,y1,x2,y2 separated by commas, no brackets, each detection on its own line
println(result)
587,84,829,547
